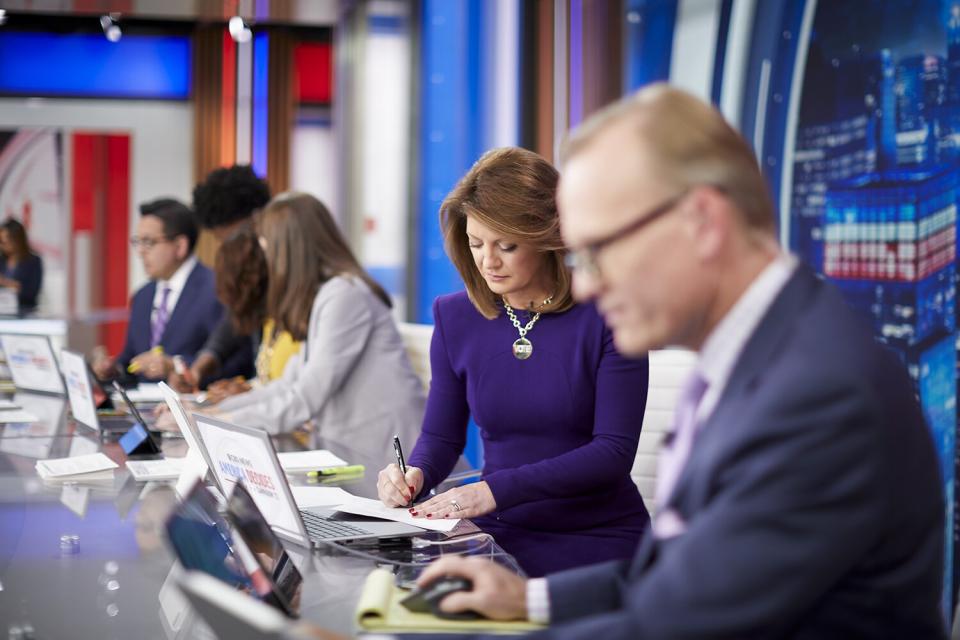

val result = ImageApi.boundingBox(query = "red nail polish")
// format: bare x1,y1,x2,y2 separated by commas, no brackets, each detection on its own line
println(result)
411,511,419,516
409,485,415,494
426,514,432,518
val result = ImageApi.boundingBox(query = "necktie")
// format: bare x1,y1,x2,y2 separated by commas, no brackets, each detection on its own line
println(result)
655,371,708,511
150,286,171,348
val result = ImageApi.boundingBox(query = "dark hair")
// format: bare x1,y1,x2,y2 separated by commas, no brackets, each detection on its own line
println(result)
214,228,267,335
193,165,271,230
441,147,572,319
261,192,391,341
139,198,198,252
1,219,31,261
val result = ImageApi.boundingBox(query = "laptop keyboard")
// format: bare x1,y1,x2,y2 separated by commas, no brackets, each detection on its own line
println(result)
300,509,370,541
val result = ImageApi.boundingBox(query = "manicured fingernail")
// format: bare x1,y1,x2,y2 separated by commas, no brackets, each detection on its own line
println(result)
409,485,416,494
411,510,419,516
426,514,432,518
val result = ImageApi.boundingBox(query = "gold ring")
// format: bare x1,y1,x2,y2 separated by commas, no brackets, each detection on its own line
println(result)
450,500,462,512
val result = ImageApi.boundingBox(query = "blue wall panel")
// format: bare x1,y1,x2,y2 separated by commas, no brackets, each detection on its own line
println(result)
0,32,191,99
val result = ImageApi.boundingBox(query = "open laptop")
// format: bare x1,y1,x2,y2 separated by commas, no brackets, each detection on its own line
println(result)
165,480,302,618
0,333,65,395
158,381,223,496
60,349,143,434
192,413,423,546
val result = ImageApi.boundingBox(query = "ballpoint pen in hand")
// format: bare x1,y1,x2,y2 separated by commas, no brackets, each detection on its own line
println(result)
392,434,411,506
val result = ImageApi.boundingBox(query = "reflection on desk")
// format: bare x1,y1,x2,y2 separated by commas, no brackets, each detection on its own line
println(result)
0,420,520,639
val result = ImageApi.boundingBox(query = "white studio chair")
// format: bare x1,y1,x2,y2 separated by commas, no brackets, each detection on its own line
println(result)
397,321,434,392
632,348,697,514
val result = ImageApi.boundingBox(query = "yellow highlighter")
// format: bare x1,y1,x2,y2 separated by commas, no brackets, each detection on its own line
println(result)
127,345,164,373
306,464,365,478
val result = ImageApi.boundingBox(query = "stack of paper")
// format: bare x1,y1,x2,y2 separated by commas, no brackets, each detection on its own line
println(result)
127,457,187,481
276,449,348,473
36,453,118,482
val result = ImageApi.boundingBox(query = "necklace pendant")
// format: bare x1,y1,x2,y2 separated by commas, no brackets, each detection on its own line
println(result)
512,337,533,360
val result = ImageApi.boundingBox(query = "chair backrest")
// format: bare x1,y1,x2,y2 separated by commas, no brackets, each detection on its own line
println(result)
397,322,434,392
632,348,697,514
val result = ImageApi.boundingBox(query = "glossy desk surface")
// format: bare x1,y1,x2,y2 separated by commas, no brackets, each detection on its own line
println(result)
0,395,509,639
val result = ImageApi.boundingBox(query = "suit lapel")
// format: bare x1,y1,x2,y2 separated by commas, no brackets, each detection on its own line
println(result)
664,267,823,513
157,262,199,347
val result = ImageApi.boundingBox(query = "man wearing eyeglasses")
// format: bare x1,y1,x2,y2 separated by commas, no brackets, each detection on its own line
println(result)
394,85,945,638
92,198,225,383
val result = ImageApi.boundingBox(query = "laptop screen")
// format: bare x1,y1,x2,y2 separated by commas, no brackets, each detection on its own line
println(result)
60,349,100,431
165,481,299,617
0,334,64,395
226,482,303,613
193,414,309,545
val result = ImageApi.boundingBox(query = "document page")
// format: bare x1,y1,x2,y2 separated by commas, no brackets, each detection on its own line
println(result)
335,495,459,533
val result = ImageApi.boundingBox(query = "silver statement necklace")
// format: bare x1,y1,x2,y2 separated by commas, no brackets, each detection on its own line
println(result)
502,295,553,360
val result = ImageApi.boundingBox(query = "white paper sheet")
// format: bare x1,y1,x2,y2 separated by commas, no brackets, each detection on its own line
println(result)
0,399,21,410
0,409,39,423
120,383,166,403
36,452,118,479
334,495,459,533
276,450,348,473
290,486,354,509
126,457,186,481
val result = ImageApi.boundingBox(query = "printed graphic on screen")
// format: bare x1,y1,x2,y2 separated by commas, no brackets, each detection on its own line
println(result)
194,419,303,538
0,334,63,394
788,0,960,610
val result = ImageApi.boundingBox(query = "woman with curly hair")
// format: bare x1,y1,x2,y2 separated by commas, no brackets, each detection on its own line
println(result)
201,228,302,403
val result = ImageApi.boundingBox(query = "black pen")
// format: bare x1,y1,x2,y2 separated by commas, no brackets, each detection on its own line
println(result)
392,434,410,505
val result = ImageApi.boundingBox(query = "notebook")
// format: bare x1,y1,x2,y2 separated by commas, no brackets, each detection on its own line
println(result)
193,413,424,546
356,568,544,634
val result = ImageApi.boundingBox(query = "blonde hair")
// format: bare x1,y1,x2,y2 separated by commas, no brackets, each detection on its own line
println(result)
261,192,391,341
562,83,775,233
440,147,573,319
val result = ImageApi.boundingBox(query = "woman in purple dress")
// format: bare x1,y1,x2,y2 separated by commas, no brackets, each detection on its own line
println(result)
378,147,649,577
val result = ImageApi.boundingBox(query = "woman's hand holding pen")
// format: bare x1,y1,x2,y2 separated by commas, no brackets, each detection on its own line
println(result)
411,482,496,520
377,463,423,507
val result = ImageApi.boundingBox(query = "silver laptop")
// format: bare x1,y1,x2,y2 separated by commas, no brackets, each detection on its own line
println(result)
0,333,65,395
192,413,423,546
60,349,138,434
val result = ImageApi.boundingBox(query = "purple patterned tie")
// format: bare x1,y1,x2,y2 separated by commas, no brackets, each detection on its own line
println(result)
655,371,709,510
150,286,171,348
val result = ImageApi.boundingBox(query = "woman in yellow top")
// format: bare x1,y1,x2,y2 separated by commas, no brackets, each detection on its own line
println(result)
206,228,300,401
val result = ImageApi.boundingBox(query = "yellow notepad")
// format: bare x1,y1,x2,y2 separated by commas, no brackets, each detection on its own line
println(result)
355,568,545,635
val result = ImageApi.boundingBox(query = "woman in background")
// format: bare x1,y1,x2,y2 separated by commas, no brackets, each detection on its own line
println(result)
213,192,424,471
377,147,650,577
0,219,43,313
202,228,301,403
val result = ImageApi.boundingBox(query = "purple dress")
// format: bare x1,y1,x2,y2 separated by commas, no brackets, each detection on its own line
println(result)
409,292,650,577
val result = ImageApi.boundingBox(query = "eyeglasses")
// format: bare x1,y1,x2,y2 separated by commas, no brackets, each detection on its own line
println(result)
564,191,688,279
129,236,172,250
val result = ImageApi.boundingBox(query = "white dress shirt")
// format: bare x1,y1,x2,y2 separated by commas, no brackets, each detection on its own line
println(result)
150,255,196,329
525,253,798,623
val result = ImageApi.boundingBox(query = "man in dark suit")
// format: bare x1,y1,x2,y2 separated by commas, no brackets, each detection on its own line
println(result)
403,85,946,638
93,198,247,383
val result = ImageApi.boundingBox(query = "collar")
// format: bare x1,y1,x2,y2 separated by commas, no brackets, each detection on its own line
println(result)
695,253,798,410
157,255,197,293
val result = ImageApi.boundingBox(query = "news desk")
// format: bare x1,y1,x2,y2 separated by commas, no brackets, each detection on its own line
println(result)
0,401,512,639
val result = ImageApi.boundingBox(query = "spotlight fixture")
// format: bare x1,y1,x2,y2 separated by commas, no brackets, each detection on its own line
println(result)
0,9,7,26
228,15,252,43
100,14,121,42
